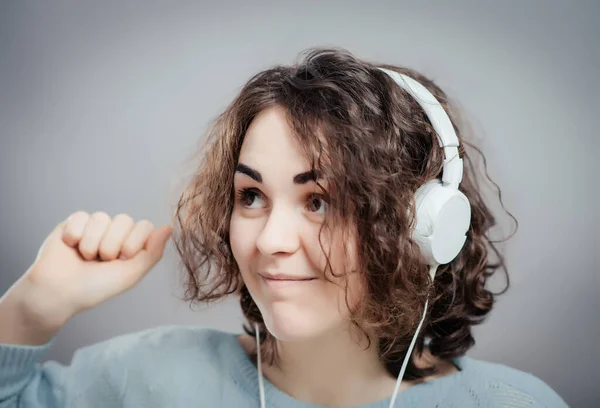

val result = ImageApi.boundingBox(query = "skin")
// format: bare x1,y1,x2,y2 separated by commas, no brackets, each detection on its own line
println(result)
229,106,457,406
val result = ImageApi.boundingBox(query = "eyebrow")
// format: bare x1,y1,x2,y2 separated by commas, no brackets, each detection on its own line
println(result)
235,163,322,185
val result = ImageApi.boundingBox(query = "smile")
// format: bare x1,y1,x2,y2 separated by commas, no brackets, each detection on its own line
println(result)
260,275,317,288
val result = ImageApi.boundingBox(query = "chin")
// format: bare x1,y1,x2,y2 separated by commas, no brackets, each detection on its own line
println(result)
258,302,336,342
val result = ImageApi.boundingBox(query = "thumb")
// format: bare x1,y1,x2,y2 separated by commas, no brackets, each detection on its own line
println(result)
120,225,173,287
144,225,173,259
35,220,68,262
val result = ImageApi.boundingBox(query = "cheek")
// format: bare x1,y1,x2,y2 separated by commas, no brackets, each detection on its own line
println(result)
229,214,256,272
306,225,358,281
305,227,363,314
229,214,268,303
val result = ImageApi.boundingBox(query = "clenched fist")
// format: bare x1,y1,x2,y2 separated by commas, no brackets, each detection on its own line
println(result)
16,211,173,330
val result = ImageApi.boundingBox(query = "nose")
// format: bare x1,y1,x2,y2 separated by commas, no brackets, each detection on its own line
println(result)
255,203,300,256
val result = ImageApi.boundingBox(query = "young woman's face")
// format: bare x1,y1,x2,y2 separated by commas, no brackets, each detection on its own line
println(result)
229,106,361,341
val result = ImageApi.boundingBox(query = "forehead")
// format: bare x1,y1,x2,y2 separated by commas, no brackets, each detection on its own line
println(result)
238,106,312,172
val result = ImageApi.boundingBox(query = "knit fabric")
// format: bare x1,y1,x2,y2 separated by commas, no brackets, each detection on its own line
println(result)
0,325,567,407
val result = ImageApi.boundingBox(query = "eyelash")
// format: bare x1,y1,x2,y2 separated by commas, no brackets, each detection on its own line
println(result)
235,187,328,213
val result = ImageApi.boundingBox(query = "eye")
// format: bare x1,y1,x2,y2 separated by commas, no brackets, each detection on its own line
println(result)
306,193,328,215
236,187,265,209
235,188,328,214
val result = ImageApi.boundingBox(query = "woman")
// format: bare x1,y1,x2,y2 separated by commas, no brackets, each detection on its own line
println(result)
0,47,567,407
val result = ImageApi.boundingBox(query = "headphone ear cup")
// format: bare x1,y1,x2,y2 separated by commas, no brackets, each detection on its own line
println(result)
413,180,471,265
413,179,441,238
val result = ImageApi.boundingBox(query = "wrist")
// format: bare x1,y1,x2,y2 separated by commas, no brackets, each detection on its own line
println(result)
0,281,70,345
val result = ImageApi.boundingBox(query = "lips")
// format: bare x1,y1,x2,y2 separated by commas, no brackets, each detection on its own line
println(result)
260,274,316,282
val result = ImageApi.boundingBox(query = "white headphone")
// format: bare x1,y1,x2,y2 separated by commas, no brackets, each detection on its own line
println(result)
377,68,471,267
376,68,472,407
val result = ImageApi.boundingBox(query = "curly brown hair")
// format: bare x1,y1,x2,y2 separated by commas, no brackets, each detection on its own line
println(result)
171,46,517,381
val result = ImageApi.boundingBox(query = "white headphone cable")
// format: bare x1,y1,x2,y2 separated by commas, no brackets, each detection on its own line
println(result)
388,264,438,407
255,325,266,408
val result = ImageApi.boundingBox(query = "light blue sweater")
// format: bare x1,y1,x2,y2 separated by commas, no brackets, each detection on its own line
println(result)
0,325,567,407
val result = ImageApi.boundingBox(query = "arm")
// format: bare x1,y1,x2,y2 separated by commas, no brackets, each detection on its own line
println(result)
0,283,73,407
0,211,171,407
0,334,125,408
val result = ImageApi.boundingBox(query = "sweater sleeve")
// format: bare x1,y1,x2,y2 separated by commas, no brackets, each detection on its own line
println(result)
517,372,568,408
0,336,126,408
463,357,569,408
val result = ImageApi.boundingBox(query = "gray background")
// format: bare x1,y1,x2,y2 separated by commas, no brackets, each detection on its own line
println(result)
1,1,597,406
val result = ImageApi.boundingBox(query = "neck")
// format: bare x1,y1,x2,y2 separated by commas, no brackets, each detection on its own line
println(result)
259,326,410,407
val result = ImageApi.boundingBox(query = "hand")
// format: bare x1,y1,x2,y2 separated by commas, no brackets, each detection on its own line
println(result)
17,211,172,329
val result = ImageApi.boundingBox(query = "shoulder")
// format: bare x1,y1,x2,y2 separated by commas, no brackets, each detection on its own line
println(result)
69,326,242,393
75,324,234,362
455,355,568,407
57,326,248,405
69,324,240,382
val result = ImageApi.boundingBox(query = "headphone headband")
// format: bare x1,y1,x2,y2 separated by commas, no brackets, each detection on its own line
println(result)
377,67,464,190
